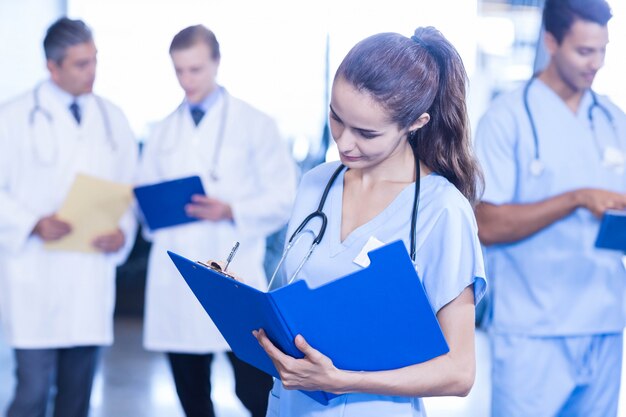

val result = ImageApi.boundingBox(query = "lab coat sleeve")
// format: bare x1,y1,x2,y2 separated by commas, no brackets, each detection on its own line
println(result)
135,125,164,186
0,112,40,253
230,115,298,239
473,94,520,205
106,104,139,266
134,126,166,243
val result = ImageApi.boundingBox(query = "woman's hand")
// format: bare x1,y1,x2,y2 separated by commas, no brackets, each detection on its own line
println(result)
202,260,244,282
253,328,347,393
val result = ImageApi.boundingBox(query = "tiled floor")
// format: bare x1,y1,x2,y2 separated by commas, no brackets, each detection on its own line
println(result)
0,319,622,417
0,318,490,417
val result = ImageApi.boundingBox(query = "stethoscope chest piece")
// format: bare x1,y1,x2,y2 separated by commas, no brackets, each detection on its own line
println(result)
529,159,545,177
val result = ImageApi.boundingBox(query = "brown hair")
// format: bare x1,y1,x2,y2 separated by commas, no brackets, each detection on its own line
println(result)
335,26,483,203
544,0,612,43
169,25,220,60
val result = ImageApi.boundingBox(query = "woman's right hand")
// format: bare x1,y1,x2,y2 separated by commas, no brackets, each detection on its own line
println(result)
202,259,245,282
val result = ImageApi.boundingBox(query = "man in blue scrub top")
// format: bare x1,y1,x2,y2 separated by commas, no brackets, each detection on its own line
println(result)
474,0,626,416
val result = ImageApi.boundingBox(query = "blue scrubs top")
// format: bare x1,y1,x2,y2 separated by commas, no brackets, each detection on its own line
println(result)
474,79,626,336
268,161,486,417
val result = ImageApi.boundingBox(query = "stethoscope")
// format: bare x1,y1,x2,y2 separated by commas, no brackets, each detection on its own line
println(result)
158,90,229,182
267,145,422,290
523,76,622,176
29,82,115,165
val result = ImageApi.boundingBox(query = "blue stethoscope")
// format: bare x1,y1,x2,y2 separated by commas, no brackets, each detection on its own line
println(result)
524,76,622,176
29,82,116,164
267,147,422,289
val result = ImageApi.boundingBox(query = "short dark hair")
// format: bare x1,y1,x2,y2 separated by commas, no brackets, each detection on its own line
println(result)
543,0,612,43
169,25,220,60
43,17,93,64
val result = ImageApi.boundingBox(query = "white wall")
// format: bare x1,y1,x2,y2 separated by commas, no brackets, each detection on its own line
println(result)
0,0,479,150
2,1,623,149
67,0,478,148
595,0,626,109
67,0,329,143
0,0,65,103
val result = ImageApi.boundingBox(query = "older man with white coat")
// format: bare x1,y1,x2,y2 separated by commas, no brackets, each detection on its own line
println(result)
0,17,137,417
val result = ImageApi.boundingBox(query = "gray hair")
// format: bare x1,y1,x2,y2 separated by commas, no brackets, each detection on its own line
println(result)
43,17,93,64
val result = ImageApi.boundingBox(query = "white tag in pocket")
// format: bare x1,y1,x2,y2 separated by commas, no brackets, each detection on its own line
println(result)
603,146,625,174
353,236,385,268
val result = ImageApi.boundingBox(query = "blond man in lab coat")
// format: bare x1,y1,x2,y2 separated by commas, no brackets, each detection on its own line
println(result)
0,17,137,417
138,25,297,417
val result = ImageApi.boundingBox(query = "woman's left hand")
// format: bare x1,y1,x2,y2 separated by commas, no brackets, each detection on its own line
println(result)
253,328,345,393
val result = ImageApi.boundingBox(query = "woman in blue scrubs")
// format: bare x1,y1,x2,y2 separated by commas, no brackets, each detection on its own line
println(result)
254,26,487,417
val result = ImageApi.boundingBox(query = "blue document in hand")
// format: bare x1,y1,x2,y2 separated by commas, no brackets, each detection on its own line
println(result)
595,209,626,252
134,176,206,231
168,240,449,405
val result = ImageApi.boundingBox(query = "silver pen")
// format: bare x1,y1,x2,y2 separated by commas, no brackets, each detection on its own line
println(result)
224,241,240,272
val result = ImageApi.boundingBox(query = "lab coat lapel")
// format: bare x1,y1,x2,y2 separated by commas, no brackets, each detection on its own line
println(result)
194,93,227,185
37,84,85,204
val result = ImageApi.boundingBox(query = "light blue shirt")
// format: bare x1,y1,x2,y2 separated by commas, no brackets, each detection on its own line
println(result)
475,79,626,336
186,86,222,115
268,161,486,417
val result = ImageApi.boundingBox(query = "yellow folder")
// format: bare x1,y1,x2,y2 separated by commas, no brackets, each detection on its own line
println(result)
45,173,133,253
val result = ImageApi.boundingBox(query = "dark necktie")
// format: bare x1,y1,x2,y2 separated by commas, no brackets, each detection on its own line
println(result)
69,101,81,124
190,106,205,126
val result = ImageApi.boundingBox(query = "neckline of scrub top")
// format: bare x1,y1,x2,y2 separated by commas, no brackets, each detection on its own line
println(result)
328,167,433,257
533,77,593,123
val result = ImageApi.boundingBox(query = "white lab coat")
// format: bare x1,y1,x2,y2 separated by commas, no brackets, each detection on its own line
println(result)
139,90,297,353
0,80,138,348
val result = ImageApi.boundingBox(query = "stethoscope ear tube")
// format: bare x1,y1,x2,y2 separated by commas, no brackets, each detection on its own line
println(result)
289,211,327,245
161,91,230,181
270,146,422,289
524,77,621,176
409,142,420,262
28,82,116,164
523,78,541,165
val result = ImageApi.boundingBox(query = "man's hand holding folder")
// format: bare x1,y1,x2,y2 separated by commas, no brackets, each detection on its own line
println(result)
185,194,233,222
43,173,132,253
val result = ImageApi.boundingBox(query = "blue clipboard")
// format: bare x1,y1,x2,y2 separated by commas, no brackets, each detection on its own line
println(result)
595,209,626,252
168,240,449,405
134,176,206,231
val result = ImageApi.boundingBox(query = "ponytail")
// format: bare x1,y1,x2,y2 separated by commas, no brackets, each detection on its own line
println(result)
335,27,483,204
411,27,483,204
